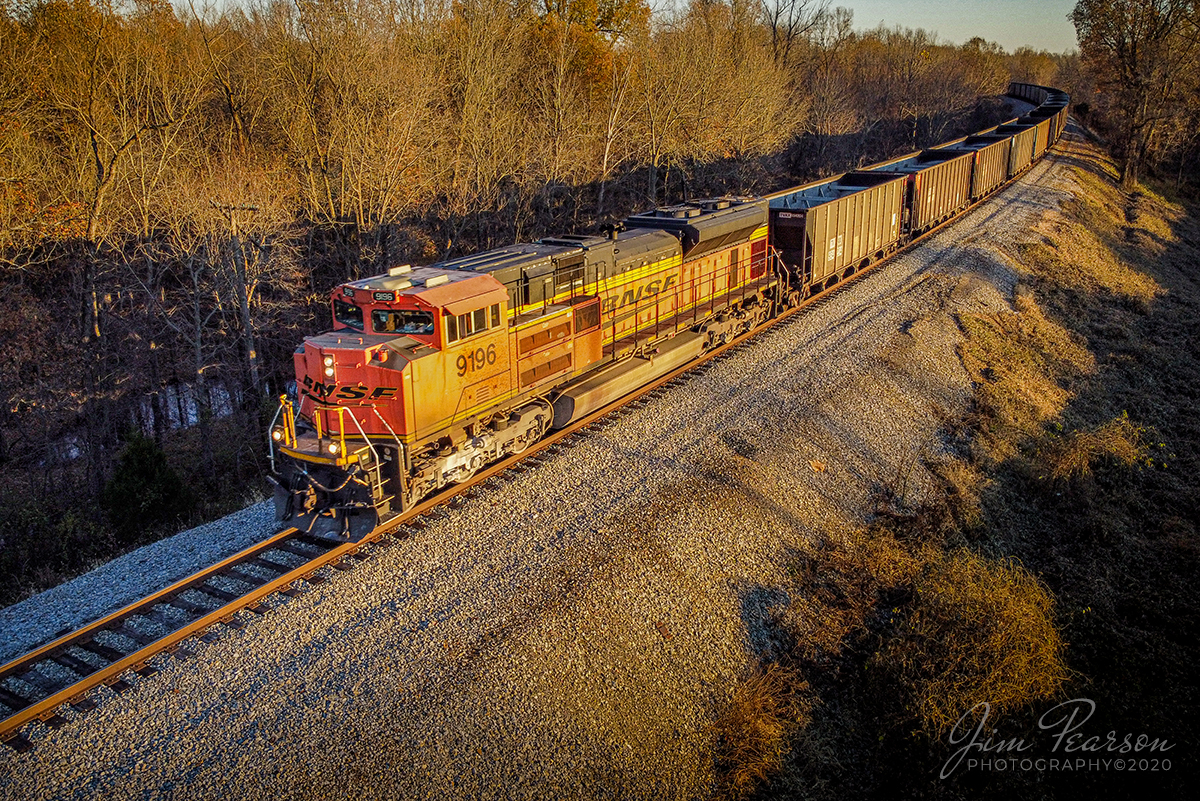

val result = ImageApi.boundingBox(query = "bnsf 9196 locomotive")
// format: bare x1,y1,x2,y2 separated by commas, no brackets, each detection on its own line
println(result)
270,197,776,539
269,83,1069,541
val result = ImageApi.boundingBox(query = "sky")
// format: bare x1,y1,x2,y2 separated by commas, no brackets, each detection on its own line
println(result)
839,1,1079,53
206,0,1080,54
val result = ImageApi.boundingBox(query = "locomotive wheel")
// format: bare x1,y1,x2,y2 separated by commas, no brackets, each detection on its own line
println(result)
510,415,546,455
461,455,485,482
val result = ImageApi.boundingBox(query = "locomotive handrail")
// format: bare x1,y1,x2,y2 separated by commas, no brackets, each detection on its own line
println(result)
267,398,287,472
341,406,381,468
309,403,383,471
267,396,300,470
370,407,405,459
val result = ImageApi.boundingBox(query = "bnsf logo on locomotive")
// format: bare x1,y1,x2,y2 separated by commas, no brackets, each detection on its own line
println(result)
602,274,677,314
301,374,398,402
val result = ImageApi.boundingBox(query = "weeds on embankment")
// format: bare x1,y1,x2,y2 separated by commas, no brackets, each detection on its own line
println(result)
712,141,1196,799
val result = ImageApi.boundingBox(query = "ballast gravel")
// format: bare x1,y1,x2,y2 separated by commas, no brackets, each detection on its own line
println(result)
1,129,1080,800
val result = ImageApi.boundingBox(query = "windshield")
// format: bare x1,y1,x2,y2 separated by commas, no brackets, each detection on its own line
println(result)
372,308,435,335
333,299,363,330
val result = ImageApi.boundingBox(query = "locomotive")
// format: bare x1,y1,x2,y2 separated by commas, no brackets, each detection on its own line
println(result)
269,83,1069,541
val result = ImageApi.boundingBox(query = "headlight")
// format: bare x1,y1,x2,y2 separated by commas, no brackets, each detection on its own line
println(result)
271,427,285,442
328,442,340,455
324,366,335,377
323,355,334,367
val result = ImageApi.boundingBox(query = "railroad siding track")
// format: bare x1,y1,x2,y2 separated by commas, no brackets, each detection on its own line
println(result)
0,280,813,751
0,126,1068,753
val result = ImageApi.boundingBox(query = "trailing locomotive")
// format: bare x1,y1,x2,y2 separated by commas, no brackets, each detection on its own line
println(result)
269,83,1069,541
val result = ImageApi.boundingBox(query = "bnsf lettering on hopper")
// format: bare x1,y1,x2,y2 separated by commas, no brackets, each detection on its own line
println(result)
268,83,1069,541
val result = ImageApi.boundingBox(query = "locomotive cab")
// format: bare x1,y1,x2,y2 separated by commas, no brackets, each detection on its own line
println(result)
269,265,539,540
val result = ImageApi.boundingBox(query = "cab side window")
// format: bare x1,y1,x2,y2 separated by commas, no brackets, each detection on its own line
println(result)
333,299,364,330
446,303,502,344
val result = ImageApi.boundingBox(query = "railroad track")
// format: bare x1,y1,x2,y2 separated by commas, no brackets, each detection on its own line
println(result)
0,131,1070,752
0,322,765,752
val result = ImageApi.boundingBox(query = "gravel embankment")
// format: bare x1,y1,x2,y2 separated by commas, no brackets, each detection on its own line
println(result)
1,129,1077,801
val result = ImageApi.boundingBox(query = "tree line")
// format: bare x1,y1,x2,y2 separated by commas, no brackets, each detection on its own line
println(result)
1071,0,1200,189
0,0,1074,601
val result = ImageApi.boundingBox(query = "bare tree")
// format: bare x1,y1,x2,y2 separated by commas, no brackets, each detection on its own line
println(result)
597,47,636,216
759,0,829,71
435,0,529,250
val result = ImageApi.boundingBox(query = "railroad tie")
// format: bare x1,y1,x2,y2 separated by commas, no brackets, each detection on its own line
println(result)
224,568,268,587
142,608,187,630
1,732,33,753
165,645,193,661
248,556,290,574
51,652,98,678
167,596,211,616
67,692,96,712
39,713,70,730
16,669,63,694
76,640,126,663
276,541,321,558
133,663,157,678
194,585,239,604
115,624,156,648
220,615,245,630
0,686,32,712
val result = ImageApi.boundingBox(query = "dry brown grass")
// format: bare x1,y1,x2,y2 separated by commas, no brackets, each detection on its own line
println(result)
958,299,1094,461
881,548,1070,734
1039,414,1147,481
1012,159,1162,315
711,664,812,801
1015,229,1160,313
928,457,988,532
785,529,918,664
710,140,1193,797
